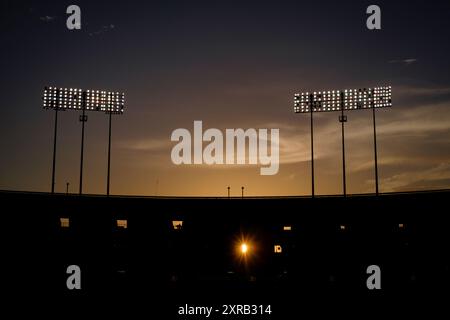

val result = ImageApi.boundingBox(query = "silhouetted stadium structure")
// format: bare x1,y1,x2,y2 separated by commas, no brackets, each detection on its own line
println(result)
3,189,449,316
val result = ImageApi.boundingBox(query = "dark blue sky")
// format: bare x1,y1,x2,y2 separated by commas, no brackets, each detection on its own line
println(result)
1,0,450,196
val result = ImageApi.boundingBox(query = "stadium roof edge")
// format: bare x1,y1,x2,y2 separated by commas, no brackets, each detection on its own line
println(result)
1,189,450,200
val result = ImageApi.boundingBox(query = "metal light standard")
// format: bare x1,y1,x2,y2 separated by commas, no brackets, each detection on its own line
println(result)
294,86,391,196
43,87,125,195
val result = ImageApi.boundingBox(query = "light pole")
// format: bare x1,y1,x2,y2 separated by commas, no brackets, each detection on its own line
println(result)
105,109,123,196
294,92,315,198
107,111,112,196
339,92,347,196
294,86,391,196
371,88,379,196
51,107,59,194
79,92,87,195
309,95,315,198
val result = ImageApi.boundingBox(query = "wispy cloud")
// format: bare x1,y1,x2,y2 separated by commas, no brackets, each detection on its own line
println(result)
394,85,450,97
39,16,56,22
119,138,169,152
114,82,450,193
380,162,450,192
389,58,418,65
89,24,115,36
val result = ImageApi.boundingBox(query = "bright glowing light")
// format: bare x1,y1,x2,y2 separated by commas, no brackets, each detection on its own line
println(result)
294,86,392,113
240,243,248,254
60,217,70,228
172,220,183,230
117,219,127,229
42,87,125,113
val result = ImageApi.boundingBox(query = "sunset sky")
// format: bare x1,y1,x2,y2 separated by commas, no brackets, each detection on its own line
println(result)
1,0,450,196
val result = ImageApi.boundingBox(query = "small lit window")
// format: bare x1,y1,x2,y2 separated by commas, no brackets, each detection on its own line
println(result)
340,225,346,231
60,217,70,228
172,220,183,230
283,226,292,231
274,245,282,253
117,219,127,229
399,223,404,229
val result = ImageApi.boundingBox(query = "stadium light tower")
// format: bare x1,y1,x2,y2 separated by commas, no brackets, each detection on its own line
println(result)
293,91,316,197
43,87,125,195
294,86,391,196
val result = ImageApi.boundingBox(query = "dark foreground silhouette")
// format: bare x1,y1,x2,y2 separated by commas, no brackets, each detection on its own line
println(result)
3,190,449,316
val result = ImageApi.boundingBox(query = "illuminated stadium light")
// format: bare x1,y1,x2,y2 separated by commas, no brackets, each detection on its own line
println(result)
293,86,392,196
240,243,248,254
60,217,70,228
172,220,183,230
43,87,124,113
274,245,282,253
42,86,125,196
295,86,391,114
116,219,128,229
43,87,83,111
85,90,125,114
